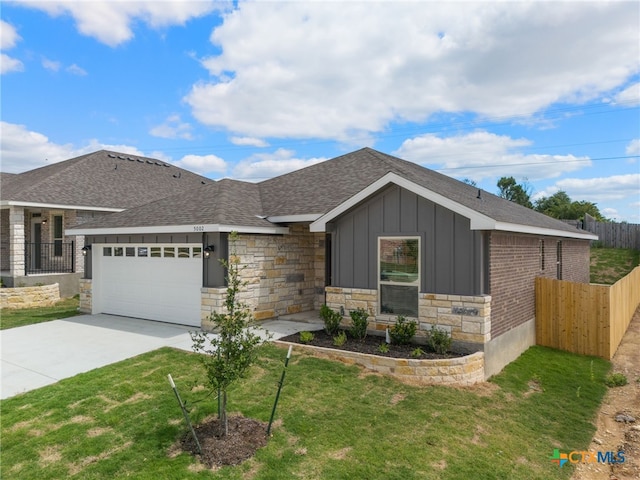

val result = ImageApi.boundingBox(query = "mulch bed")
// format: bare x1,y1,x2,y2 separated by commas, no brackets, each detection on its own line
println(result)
279,329,464,359
180,416,268,468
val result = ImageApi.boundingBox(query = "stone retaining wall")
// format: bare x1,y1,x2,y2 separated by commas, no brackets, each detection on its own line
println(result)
0,283,60,309
275,340,485,386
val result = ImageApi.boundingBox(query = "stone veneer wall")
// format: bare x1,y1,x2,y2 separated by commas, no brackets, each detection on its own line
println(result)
325,286,491,350
79,278,92,313
201,225,325,327
276,341,485,386
0,283,60,309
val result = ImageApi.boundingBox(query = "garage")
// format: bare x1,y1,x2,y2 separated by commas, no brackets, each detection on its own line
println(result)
92,244,203,326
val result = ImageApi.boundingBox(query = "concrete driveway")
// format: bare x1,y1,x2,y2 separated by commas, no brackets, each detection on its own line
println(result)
0,313,322,400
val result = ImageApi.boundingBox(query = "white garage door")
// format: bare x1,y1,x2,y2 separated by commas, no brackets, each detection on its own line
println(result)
93,244,203,326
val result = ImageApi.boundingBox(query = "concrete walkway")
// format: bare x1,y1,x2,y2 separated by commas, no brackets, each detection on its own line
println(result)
1,313,323,400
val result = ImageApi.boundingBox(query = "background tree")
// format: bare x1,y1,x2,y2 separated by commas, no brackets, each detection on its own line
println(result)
534,191,607,221
497,176,533,208
191,232,265,437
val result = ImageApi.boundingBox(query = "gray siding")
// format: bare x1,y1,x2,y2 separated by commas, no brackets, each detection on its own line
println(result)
332,184,484,296
203,232,227,287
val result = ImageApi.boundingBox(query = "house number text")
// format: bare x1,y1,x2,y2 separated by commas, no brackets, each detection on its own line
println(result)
193,225,205,232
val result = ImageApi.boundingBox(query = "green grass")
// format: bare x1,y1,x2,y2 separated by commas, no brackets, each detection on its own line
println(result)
0,296,81,330
1,344,610,479
590,247,639,284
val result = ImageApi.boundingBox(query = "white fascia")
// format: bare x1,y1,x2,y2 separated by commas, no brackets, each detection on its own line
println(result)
66,224,289,236
492,222,599,240
310,172,495,232
0,200,122,212
266,214,323,224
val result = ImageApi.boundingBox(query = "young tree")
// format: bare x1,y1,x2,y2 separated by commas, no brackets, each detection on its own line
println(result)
191,232,265,437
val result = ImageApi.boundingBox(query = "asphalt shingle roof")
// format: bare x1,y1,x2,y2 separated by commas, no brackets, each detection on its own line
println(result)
1,150,211,209
6,147,587,237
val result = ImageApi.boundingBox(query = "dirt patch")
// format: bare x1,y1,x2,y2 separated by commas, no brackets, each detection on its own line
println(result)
571,306,640,480
179,415,269,469
279,329,464,359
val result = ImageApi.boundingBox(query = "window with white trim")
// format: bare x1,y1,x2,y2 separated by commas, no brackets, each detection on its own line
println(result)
379,237,420,317
53,215,63,256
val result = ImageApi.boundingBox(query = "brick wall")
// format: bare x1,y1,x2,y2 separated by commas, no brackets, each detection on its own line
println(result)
0,283,60,309
489,232,590,338
79,278,92,313
201,225,326,325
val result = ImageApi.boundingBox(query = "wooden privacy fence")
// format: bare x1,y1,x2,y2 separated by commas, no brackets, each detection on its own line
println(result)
536,266,640,359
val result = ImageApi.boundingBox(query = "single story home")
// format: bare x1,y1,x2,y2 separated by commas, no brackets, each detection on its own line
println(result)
65,147,597,376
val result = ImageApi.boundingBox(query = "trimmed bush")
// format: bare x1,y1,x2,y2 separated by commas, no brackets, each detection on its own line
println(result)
320,304,342,336
389,315,417,345
349,308,369,340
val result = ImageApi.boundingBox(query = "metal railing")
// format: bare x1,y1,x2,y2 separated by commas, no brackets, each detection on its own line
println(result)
24,242,75,274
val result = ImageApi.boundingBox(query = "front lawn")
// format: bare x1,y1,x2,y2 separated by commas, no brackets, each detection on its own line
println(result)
0,296,80,330
1,344,610,479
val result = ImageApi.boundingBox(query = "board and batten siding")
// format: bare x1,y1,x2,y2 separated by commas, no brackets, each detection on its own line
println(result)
331,184,485,296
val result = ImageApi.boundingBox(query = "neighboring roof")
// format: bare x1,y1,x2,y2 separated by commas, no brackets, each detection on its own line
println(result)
60,147,595,240
0,150,211,210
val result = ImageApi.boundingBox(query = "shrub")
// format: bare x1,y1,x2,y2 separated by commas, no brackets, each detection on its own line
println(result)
411,347,424,358
426,326,452,355
389,315,417,345
349,308,369,340
299,331,315,344
604,372,628,387
320,304,342,336
333,330,347,347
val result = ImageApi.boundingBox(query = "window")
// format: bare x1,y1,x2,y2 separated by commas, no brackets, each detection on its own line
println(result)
53,215,63,256
192,247,202,258
379,237,420,317
138,247,148,257
103,247,112,256
114,247,124,257
540,240,545,271
178,247,190,258
164,247,175,258
150,247,161,258
126,247,136,257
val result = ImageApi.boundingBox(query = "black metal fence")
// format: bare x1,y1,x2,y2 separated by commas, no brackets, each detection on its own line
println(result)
25,242,75,274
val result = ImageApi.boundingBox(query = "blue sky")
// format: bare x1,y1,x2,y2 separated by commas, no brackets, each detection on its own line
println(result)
1,1,638,222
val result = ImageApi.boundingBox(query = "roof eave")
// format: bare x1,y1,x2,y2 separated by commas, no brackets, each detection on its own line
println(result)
66,224,289,236
0,200,123,212
493,222,599,240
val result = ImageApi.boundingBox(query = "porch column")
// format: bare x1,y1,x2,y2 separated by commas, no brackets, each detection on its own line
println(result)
9,206,25,277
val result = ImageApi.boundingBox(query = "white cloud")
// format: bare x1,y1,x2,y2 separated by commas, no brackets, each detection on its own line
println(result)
185,2,640,140
232,148,326,181
66,63,87,76
0,122,144,172
1,20,20,49
534,174,640,203
42,57,61,72
1,53,24,74
230,136,269,147
394,131,591,182
613,82,640,106
1,20,23,74
173,154,227,175
14,0,224,47
626,139,640,155
150,115,193,140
